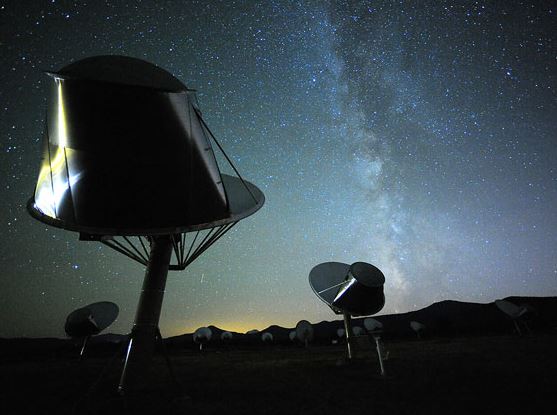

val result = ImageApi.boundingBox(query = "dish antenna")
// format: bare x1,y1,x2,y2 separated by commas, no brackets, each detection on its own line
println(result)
27,56,264,393
295,320,314,347
289,331,297,342
261,332,273,343
65,301,119,358
193,327,212,350
363,318,383,332
220,331,233,341
352,326,364,336
495,299,530,336
410,321,426,339
363,317,387,376
309,261,385,360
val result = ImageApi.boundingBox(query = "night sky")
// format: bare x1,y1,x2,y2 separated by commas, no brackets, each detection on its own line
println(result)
1,1,556,338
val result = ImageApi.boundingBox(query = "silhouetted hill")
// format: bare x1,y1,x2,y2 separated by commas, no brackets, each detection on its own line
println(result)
165,296,557,347
3,296,556,355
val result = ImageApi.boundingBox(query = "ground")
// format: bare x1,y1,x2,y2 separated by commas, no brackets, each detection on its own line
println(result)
1,333,556,414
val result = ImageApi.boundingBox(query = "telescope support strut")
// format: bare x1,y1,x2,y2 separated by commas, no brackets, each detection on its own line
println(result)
119,235,173,393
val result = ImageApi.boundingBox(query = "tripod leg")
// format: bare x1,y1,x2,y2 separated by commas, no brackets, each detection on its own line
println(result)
79,336,90,360
156,327,181,390
373,335,386,376
343,312,353,359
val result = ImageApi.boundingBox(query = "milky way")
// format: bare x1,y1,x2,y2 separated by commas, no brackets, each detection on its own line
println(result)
1,1,556,337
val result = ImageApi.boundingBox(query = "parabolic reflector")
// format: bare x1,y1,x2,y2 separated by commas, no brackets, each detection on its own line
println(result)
26,55,265,393
65,301,119,338
27,55,264,236
309,261,385,316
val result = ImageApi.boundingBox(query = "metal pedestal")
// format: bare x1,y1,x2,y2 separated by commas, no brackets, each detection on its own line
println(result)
119,236,173,393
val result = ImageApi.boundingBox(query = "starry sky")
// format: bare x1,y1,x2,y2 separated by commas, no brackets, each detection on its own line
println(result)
1,1,556,338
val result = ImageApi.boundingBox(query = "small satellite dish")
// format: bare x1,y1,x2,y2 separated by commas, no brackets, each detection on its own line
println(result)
495,299,531,335
220,331,233,341
261,332,273,343
295,320,314,347
495,299,527,319
309,261,385,361
289,331,297,341
65,301,119,358
352,326,364,336
337,328,345,338
246,329,260,335
364,317,383,332
410,321,426,339
193,327,212,350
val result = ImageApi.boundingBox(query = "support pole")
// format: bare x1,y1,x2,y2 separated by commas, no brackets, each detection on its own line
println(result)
343,312,353,359
79,336,89,359
372,334,386,376
119,235,173,393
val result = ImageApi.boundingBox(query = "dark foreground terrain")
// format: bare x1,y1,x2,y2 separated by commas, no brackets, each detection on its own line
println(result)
1,333,556,415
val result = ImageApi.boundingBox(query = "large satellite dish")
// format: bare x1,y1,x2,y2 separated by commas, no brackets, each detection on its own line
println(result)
309,261,385,361
27,56,264,393
65,301,119,358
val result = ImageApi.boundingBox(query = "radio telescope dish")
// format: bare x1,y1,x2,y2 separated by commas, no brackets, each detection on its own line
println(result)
261,332,273,343
495,299,530,336
26,56,265,393
309,262,385,316
309,261,385,359
220,331,233,341
65,301,119,357
364,318,383,332
193,327,212,350
410,321,426,339
295,320,314,347
352,326,364,336
289,331,297,341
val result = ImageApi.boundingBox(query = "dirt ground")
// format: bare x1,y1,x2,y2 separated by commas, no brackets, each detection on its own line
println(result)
1,333,556,414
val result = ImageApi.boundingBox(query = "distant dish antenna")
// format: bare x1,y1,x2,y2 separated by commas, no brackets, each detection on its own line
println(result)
363,317,387,376
65,301,119,358
193,327,212,350
289,331,297,342
220,331,233,341
364,318,383,332
295,320,314,347
261,332,273,343
495,299,530,336
410,321,426,339
309,261,385,361
26,56,264,393
352,326,364,336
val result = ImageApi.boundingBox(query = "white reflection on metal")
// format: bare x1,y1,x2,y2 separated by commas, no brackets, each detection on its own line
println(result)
57,80,68,148
34,80,79,218
333,276,357,304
